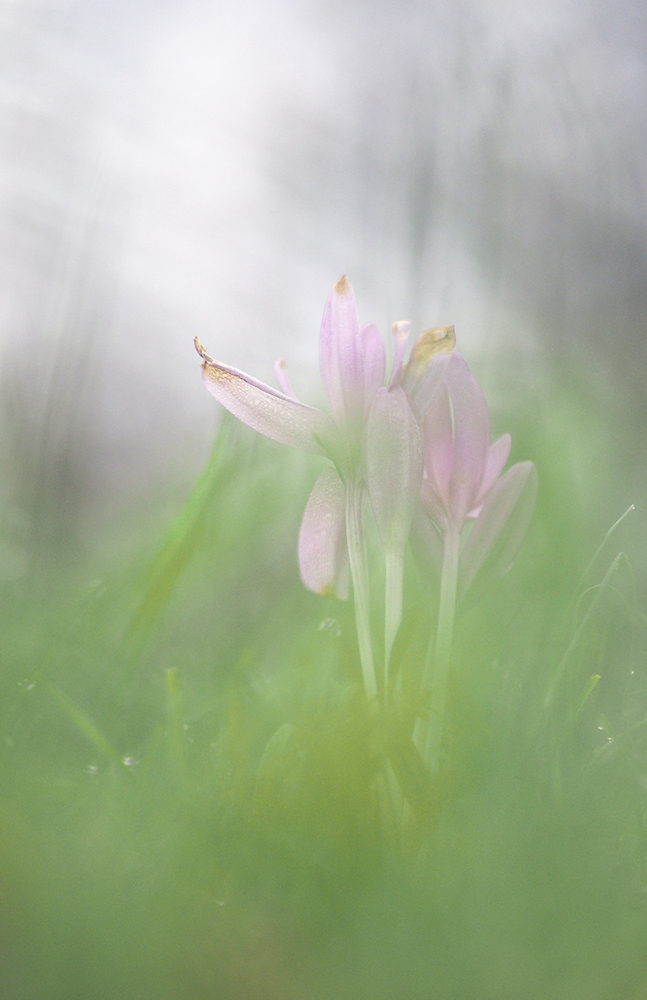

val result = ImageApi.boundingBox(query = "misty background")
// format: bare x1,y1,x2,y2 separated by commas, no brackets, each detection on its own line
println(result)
1,0,645,577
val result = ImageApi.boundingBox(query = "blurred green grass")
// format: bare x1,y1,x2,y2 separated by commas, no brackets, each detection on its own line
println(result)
1,400,646,1000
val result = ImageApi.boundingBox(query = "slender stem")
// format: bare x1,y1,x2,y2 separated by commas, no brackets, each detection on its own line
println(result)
415,524,461,773
345,479,378,702
384,545,403,701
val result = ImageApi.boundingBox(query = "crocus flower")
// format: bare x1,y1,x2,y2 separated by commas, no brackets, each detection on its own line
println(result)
415,350,538,603
195,276,451,700
413,349,537,772
195,278,386,595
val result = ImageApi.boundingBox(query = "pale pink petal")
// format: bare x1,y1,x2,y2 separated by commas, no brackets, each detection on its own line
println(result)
359,322,387,414
467,432,512,518
476,433,511,505
274,359,297,400
422,379,454,513
298,466,349,599
401,327,455,416
319,275,364,432
365,387,423,551
443,352,490,524
196,339,331,454
458,461,538,603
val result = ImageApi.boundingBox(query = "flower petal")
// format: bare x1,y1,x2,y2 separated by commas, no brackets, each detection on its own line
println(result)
477,433,511,505
458,461,538,603
421,378,454,514
196,338,331,454
407,326,456,372
319,276,385,435
366,386,423,551
298,466,349,599
359,322,387,413
274,359,297,400
402,326,455,416
443,352,491,524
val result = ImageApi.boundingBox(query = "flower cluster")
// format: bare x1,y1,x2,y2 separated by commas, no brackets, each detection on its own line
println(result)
195,276,537,768
195,277,445,598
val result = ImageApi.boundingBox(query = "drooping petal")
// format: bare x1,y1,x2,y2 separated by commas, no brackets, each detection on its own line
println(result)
365,386,423,551
298,466,349,599
458,461,538,604
319,276,385,436
196,338,332,454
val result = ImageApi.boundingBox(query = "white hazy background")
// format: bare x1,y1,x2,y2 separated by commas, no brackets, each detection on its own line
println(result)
0,0,645,567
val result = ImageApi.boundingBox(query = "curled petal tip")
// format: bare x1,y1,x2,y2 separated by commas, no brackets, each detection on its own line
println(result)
194,336,212,363
334,274,350,296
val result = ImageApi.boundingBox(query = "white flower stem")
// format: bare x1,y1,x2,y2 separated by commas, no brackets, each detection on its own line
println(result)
384,545,403,702
416,524,460,773
345,480,378,702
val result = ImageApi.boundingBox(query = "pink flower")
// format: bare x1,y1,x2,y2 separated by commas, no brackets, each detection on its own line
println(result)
195,277,447,601
415,351,537,602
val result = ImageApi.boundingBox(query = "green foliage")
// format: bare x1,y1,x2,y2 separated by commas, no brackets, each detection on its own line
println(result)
1,412,647,999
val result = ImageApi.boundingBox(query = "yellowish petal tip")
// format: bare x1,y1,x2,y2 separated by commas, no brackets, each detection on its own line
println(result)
409,325,456,368
334,274,350,296
194,336,217,366
423,325,456,351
